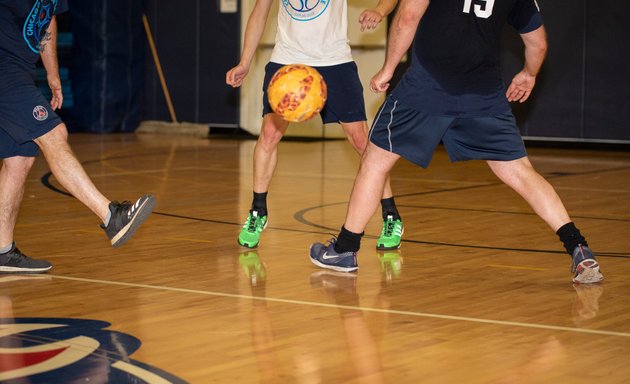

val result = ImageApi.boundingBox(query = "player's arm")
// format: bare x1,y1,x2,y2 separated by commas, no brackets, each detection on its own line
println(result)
370,0,429,93
359,0,398,32
226,0,274,88
39,16,63,110
506,25,547,103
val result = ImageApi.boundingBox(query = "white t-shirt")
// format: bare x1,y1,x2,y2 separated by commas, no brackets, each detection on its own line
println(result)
270,0,353,66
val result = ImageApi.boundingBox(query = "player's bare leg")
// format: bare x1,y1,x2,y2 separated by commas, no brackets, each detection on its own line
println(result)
487,157,602,283
487,157,570,231
309,143,400,272
342,121,401,249
238,113,289,248
0,156,34,247
341,121,394,199
0,156,52,272
34,123,155,248
344,143,400,234
34,123,109,221
253,113,290,193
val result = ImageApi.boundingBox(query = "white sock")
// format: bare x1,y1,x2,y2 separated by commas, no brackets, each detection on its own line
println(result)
0,242,14,254
103,210,112,227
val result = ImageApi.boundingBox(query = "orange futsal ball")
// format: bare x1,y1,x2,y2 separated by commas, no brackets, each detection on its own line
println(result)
267,64,327,123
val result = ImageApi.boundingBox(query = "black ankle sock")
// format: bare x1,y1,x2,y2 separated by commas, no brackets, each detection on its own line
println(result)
252,192,268,215
556,222,588,256
381,197,401,220
334,226,364,253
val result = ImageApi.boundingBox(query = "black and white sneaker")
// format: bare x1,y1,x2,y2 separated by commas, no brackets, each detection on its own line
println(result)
101,195,156,248
0,245,52,273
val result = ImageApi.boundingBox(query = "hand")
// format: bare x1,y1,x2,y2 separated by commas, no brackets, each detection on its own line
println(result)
226,63,249,88
370,68,393,93
506,70,536,103
48,75,63,110
359,9,384,32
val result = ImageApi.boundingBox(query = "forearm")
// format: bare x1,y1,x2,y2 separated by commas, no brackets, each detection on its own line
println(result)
382,0,427,73
239,0,273,69
40,17,59,79
373,0,398,18
521,26,547,76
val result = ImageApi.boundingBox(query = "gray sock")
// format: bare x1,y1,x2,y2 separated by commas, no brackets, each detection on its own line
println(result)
103,210,112,227
0,242,14,254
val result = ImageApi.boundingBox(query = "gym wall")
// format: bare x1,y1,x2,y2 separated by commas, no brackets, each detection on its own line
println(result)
143,0,241,129
501,0,630,143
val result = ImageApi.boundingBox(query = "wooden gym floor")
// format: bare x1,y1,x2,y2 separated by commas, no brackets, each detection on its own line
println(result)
1,133,629,383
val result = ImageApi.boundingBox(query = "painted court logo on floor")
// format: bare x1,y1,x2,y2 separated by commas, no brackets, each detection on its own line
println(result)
32,105,48,121
0,318,186,383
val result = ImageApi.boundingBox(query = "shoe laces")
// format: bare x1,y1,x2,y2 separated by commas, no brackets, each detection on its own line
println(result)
383,218,396,237
325,236,338,246
112,200,132,215
5,249,26,263
245,211,263,232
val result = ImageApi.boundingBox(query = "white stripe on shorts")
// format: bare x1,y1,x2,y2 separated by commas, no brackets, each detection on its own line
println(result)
387,100,398,152
368,101,387,141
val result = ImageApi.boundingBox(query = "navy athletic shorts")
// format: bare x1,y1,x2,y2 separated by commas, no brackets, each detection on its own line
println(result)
0,69,62,158
369,95,527,168
262,61,367,124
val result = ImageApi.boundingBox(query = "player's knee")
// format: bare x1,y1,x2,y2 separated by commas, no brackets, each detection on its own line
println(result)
348,131,368,153
362,143,397,172
35,123,69,149
258,126,284,149
489,158,535,187
2,156,35,179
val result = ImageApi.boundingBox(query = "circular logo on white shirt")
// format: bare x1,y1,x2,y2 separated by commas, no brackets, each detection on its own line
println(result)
281,0,330,21
33,105,49,121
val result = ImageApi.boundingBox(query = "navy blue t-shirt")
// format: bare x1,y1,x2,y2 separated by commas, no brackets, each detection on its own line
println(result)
392,0,543,117
0,0,69,71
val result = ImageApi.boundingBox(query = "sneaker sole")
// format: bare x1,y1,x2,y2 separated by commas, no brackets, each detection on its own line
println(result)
376,242,401,251
573,267,604,284
309,257,358,273
237,239,259,249
111,195,156,248
0,265,52,273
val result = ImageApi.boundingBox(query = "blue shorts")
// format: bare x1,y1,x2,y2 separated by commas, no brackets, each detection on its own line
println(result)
262,61,367,124
369,96,527,168
0,69,62,158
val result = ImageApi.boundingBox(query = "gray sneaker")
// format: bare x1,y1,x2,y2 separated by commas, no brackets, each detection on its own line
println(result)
0,245,52,273
100,195,156,248
309,238,358,273
571,244,604,284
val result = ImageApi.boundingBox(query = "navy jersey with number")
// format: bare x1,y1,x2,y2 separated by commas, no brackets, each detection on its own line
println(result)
392,0,543,117
0,0,69,70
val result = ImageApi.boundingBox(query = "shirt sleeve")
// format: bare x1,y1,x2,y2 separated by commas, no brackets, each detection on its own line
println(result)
55,0,69,15
508,0,543,33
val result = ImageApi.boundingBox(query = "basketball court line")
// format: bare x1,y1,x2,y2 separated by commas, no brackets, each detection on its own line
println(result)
48,274,630,339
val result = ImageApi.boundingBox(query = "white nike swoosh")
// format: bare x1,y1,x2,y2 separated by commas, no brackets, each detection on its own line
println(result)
321,251,339,260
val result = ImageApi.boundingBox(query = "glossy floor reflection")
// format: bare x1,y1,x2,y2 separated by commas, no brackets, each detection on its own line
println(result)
1,133,629,383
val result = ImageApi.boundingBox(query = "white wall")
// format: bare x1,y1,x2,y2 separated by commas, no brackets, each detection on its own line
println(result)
238,0,388,138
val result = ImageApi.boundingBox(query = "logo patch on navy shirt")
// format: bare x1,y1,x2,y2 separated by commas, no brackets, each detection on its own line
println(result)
23,0,58,53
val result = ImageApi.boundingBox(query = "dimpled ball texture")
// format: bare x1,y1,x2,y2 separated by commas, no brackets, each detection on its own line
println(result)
267,64,327,123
